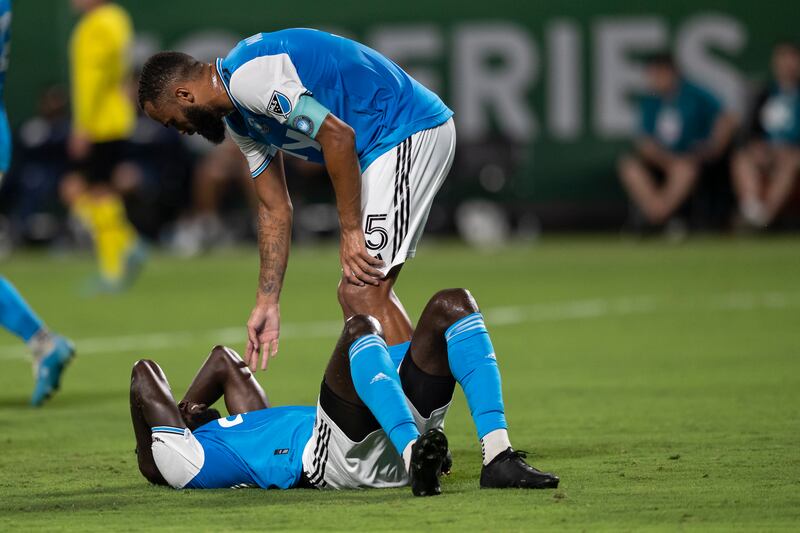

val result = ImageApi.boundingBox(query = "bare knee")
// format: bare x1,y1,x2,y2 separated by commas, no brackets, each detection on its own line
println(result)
344,314,383,341
338,281,389,314
617,153,643,183
208,345,246,368
131,359,159,386
426,288,479,328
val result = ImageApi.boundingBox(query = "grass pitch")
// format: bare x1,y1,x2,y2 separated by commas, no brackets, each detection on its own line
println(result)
0,237,798,531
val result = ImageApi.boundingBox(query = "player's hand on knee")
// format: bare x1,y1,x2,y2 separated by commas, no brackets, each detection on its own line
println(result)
340,230,384,286
245,302,280,371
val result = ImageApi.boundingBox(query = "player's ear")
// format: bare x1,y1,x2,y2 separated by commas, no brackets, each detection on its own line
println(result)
175,87,195,104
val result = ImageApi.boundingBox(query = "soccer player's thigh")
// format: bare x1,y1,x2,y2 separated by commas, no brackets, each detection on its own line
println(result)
360,120,455,274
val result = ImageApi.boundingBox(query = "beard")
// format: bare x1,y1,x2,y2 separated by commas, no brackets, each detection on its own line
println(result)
184,105,226,144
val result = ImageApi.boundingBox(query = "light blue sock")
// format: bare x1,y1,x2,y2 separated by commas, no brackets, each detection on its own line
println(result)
446,313,507,439
0,277,44,342
349,334,420,455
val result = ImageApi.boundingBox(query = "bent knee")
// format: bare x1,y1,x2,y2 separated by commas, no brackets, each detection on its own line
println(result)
617,153,641,178
208,345,244,366
131,359,158,381
344,314,383,340
337,279,391,312
427,288,479,324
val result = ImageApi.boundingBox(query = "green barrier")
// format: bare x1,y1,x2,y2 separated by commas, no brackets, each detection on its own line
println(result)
7,0,799,202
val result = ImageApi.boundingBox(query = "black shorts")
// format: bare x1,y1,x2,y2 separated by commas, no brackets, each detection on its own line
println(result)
319,353,456,442
76,140,131,184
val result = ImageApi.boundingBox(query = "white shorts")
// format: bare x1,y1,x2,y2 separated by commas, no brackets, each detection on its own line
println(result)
301,397,450,490
361,118,456,276
150,427,205,489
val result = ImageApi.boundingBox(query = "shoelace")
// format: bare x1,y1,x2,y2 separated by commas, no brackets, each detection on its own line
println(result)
510,449,529,459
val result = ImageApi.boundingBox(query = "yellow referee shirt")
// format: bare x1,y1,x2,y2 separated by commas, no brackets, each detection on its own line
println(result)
69,2,135,142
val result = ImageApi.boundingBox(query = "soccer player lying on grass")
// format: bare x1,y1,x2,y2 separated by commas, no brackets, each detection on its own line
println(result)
130,289,559,496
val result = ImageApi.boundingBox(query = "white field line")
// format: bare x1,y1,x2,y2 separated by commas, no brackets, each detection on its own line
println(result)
0,291,796,361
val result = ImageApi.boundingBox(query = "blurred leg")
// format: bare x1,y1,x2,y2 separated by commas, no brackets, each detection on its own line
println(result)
732,145,769,226
764,147,800,223
657,158,699,223
618,154,665,224
0,276,44,343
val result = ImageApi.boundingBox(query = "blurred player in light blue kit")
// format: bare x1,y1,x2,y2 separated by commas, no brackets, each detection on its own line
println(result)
0,0,75,406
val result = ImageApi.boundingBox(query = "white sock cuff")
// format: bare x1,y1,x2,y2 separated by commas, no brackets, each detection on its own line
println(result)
27,328,54,361
481,428,511,465
402,439,416,473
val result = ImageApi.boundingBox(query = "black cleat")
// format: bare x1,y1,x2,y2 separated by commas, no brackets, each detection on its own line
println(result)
441,449,453,476
409,428,449,497
480,448,560,489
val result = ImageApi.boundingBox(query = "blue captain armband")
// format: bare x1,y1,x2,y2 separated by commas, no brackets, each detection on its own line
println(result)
287,95,330,139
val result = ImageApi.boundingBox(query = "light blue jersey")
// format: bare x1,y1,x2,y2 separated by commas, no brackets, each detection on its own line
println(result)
216,28,453,177
760,83,800,145
0,0,11,173
639,79,723,154
184,406,315,489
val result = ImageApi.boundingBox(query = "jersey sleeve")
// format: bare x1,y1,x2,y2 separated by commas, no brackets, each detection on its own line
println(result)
226,124,277,178
228,54,310,126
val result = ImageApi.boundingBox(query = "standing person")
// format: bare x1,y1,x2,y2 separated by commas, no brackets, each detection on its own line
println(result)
137,29,456,368
618,53,737,230
62,0,145,291
732,42,800,228
0,0,75,406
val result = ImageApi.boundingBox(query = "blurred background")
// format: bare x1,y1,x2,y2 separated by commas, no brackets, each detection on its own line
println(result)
1,0,799,256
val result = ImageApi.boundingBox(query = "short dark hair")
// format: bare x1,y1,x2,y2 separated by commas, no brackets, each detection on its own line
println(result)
644,52,676,70
137,51,204,109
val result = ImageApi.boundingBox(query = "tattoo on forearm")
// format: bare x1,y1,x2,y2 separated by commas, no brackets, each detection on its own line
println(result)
257,207,291,298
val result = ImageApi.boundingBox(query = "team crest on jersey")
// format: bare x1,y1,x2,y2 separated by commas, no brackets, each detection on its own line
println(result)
292,115,314,135
268,91,292,116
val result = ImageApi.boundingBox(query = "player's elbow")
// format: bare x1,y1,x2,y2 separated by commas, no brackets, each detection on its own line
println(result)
320,117,356,152
260,197,294,220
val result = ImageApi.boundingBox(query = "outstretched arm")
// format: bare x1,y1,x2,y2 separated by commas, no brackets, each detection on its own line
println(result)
246,152,292,371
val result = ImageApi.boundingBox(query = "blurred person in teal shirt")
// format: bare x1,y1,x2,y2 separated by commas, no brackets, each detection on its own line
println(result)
732,42,800,228
618,53,737,231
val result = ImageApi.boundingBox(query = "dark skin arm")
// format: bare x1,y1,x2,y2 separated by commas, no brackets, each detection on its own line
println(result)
245,152,292,371
315,114,385,287
129,349,269,486
130,360,187,486
181,345,270,417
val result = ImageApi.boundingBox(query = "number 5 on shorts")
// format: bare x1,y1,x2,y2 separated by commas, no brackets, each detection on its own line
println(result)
364,214,388,251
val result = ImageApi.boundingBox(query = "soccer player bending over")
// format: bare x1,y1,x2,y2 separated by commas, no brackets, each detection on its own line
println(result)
130,289,559,495
137,29,456,372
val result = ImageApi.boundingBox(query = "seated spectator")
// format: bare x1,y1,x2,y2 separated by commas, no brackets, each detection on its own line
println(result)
0,85,71,245
171,138,254,256
618,53,737,231
732,41,800,228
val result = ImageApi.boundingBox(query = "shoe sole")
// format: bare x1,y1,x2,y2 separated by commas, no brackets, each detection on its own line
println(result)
410,429,448,497
480,474,560,490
